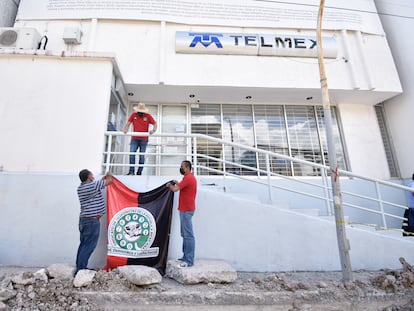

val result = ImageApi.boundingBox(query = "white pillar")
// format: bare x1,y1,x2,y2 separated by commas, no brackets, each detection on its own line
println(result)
0,0,20,27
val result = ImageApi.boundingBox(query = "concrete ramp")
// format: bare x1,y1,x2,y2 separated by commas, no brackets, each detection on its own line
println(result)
168,187,414,272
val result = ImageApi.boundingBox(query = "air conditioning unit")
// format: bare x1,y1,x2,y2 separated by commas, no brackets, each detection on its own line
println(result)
0,27,41,50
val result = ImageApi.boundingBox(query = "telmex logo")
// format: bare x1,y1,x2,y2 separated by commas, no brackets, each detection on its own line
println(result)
189,33,224,48
176,31,337,58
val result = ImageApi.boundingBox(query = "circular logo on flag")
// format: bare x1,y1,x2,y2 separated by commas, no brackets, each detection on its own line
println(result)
108,207,156,251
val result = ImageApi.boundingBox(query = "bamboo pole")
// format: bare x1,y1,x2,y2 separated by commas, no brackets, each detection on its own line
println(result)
316,0,353,284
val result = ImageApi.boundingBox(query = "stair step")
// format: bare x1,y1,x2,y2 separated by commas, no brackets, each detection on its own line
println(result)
349,223,404,236
291,208,320,216
320,215,350,223
269,200,290,209
233,193,260,202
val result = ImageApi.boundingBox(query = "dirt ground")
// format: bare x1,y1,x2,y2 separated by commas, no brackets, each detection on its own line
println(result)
1,263,414,311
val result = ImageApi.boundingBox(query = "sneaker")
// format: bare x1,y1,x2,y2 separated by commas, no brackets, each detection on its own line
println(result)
178,262,193,268
177,257,185,261
126,172,134,175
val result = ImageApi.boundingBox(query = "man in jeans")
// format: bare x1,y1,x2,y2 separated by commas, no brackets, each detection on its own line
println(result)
123,103,157,175
167,160,197,267
75,169,113,275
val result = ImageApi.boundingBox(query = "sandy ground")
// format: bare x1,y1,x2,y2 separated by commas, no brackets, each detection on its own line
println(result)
1,265,414,310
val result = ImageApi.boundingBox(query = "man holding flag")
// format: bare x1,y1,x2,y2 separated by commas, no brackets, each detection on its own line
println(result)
167,160,197,267
76,169,113,275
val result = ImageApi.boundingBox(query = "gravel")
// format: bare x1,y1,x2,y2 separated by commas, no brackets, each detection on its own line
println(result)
1,262,414,311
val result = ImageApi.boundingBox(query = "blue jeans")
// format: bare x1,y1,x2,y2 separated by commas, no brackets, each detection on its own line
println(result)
75,217,100,274
180,211,195,266
129,139,148,174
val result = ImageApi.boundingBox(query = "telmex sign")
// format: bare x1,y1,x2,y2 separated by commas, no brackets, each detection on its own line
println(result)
176,31,337,58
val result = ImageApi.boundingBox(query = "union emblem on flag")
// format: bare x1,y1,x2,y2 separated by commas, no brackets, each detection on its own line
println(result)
105,177,174,274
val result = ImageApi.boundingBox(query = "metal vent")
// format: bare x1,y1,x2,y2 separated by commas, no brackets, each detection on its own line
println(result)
0,29,18,46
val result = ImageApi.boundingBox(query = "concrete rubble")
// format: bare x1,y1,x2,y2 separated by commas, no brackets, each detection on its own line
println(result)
0,258,413,310
118,265,162,286
73,270,96,288
46,263,74,280
166,259,237,284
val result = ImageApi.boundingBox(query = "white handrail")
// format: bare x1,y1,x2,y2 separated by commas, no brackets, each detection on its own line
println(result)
104,131,410,230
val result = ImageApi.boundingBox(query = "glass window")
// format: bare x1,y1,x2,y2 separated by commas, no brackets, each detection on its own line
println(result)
144,104,159,176
191,104,222,175
254,105,291,176
315,106,347,172
285,106,322,176
189,104,348,177
111,102,348,176
105,90,127,175
160,105,187,175
222,105,255,175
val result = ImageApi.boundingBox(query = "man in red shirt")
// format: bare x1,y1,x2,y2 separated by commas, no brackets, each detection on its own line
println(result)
167,160,197,267
123,103,157,175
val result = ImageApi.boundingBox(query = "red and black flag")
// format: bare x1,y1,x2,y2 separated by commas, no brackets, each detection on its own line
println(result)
105,177,174,274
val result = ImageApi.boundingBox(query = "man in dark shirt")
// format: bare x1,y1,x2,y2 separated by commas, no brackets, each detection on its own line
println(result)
403,173,414,236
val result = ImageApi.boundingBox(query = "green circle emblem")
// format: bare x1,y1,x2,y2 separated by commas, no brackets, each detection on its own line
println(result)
109,207,156,251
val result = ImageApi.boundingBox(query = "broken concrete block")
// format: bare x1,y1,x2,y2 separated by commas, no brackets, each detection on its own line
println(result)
118,265,162,286
47,264,74,280
73,269,96,288
166,259,237,285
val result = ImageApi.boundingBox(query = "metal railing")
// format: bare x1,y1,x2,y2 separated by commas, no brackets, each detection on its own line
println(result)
104,131,410,230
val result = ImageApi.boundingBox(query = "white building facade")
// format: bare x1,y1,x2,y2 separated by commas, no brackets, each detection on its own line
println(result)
0,0,402,178
375,0,414,179
1,0,412,270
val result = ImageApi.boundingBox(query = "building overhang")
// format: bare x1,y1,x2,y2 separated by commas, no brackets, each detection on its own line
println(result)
125,83,402,106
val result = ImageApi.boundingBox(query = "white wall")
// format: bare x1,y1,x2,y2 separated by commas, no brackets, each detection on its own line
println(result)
1,174,413,271
13,20,401,97
375,0,414,179
0,54,113,173
338,103,389,179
